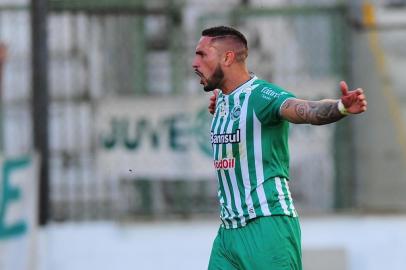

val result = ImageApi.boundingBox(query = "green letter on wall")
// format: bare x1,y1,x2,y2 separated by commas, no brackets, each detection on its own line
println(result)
0,157,30,239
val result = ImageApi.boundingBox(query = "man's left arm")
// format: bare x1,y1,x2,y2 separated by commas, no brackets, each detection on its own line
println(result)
280,81,367,125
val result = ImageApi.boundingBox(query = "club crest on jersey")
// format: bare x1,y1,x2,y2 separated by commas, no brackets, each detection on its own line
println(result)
211,129,241,144
230,105,241,120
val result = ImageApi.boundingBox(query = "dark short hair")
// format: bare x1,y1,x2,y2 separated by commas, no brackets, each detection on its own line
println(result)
202,26,248,49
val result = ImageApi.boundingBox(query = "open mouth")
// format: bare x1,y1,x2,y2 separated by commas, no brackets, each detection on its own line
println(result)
194,70,205,84
194,70,203,77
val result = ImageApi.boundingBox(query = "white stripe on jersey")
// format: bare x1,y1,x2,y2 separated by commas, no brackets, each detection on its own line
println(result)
253,112,272,216
219,195,226,220
275,177,291,215
284,178,297,217
238,91,256,219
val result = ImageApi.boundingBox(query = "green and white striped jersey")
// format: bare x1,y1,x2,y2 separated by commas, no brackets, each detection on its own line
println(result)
210,76,298,229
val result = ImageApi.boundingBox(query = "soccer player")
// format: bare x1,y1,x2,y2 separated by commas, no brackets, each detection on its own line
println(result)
192,26,367,270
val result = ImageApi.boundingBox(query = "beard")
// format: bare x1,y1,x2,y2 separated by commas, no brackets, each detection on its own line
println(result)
203,64,224,92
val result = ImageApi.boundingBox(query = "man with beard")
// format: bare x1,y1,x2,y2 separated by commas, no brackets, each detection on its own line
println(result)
192,26,367,270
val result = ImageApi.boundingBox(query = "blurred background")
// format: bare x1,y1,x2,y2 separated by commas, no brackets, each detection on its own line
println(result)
0,0,406,269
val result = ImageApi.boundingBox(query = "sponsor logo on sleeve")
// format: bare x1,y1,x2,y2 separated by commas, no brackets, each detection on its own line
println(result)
261,87,289,100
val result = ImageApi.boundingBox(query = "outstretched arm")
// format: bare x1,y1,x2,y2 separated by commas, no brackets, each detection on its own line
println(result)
280,98,344,125
280,81,367,125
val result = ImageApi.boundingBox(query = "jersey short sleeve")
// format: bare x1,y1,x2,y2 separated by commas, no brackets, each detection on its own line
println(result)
250,81,296,125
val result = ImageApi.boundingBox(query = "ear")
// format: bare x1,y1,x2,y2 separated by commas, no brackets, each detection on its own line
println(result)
223,51,235,67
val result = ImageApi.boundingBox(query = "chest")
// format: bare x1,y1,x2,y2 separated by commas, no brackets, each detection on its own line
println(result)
210,95,249,135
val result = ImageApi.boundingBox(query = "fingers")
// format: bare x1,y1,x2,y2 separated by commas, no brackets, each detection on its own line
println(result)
357,92,368,112
355,88,364,95
208,102,215,114
340,81,349,96
214,89,219,98
208,89,219,115
209,90,219,102
355,89,366,102
358,97,367,111
340,80,364,96
353,89,368,113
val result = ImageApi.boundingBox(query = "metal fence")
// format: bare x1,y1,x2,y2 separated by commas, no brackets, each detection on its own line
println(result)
1,1,353,221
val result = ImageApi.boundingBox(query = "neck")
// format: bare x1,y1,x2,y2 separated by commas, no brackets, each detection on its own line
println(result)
220,68,251,95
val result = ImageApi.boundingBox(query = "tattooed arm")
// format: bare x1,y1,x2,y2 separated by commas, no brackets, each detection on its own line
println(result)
280,81,367,125
280,99,345,125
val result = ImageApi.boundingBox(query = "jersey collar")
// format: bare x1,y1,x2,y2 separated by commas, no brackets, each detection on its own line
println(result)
221,75,258,97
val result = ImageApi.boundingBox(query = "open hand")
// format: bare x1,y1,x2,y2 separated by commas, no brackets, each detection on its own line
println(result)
340,81,367,114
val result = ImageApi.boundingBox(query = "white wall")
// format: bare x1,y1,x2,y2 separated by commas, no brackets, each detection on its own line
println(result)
38,215,406,270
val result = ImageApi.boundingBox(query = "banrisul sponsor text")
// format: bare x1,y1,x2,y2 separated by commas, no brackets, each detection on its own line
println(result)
210,129,241,144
